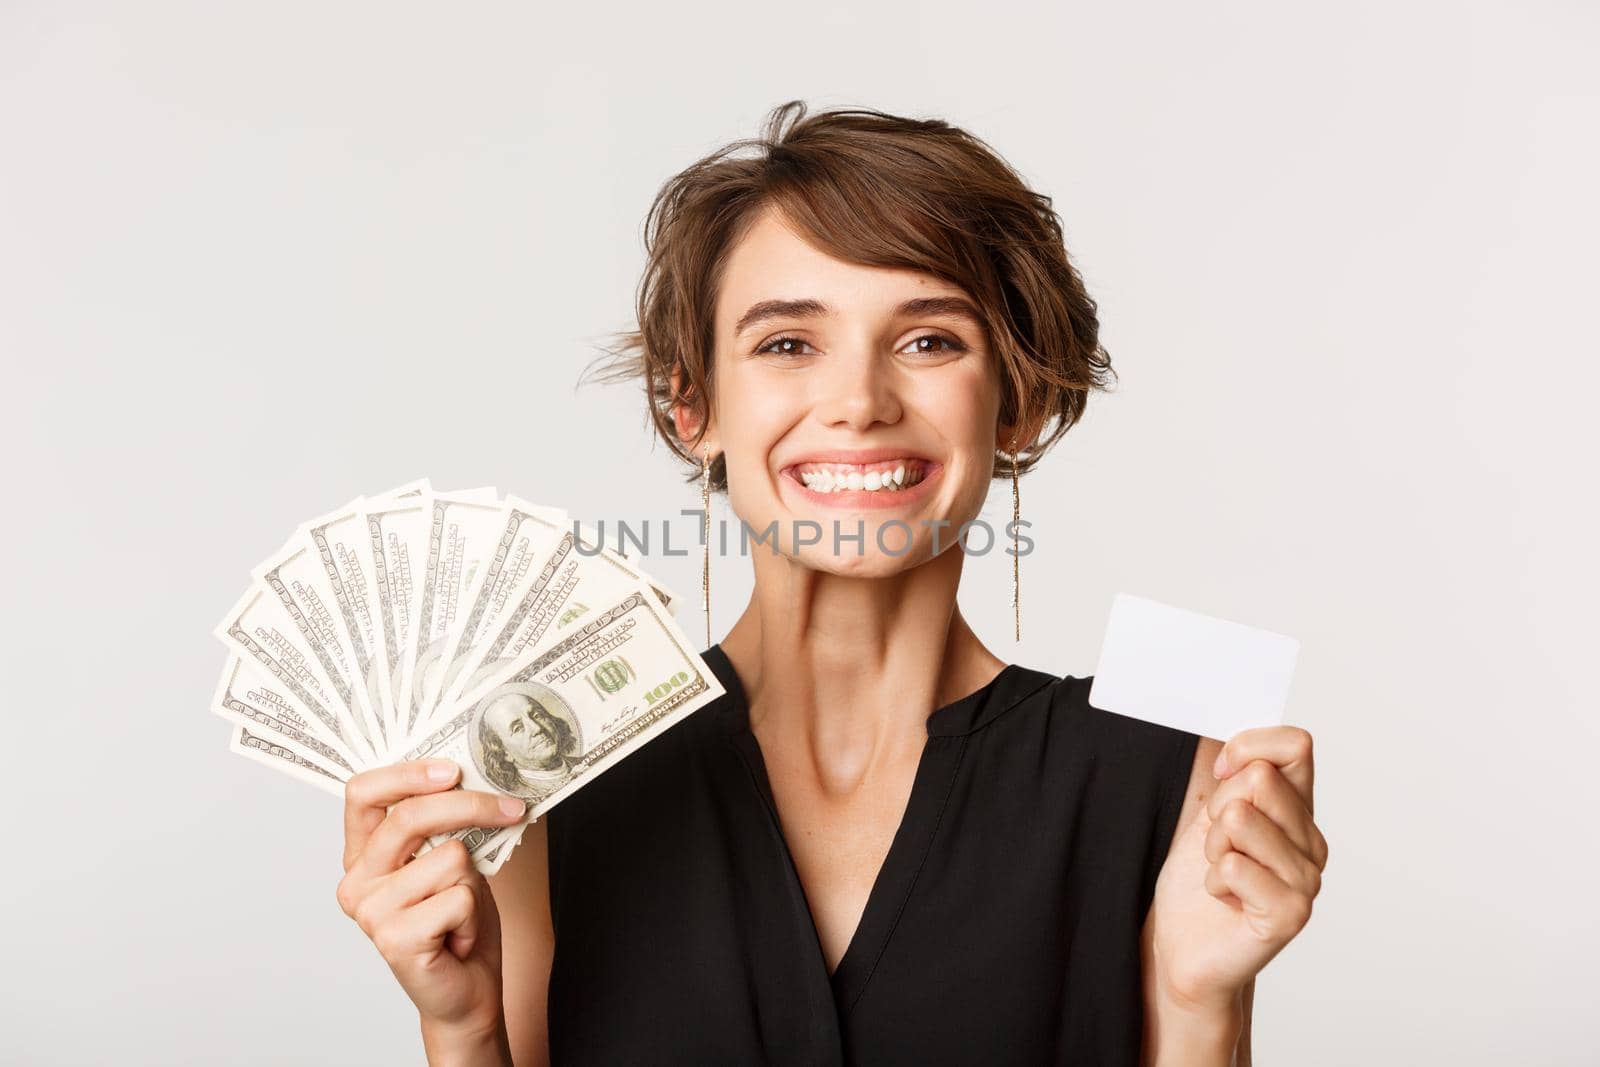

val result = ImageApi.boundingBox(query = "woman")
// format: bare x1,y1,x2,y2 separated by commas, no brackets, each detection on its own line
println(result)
334,101,1327,1066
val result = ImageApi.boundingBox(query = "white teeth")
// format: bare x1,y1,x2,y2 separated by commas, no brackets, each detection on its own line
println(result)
796,462,926,493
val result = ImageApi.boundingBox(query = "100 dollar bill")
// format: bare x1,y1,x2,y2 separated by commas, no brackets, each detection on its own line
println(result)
403,586,725,862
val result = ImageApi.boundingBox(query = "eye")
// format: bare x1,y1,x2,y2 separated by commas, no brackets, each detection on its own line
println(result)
508,719,524,734
755,335,814,360
899,333,967,356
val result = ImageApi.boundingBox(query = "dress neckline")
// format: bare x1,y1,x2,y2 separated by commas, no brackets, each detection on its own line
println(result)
700,642,1050,1013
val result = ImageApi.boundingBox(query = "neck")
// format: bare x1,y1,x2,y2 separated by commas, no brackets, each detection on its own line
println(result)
717,543,1006,797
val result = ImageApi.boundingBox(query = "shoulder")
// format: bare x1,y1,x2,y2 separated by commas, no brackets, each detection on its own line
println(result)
1044,672,1221,856
947,667,1204,809
1035,671,1208,825
1028,670,1205,764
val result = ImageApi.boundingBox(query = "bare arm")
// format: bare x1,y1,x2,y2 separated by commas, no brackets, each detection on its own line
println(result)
487,817,556,1067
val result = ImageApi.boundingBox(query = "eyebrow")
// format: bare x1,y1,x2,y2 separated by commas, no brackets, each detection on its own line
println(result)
733,295,984,337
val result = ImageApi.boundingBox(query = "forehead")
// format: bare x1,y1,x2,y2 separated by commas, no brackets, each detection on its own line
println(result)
716,207,972,332
485,695,525,722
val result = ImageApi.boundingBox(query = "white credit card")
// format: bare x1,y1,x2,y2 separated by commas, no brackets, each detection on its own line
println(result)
1088,592,1300,742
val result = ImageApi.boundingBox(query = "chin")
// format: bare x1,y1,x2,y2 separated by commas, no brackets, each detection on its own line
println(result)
795,542,935,578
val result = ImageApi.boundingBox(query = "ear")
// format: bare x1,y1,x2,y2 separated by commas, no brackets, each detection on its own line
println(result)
668,369,716,454
996,409,1043,455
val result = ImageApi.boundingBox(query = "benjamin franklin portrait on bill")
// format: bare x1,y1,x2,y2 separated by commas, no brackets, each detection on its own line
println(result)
468,682,583,801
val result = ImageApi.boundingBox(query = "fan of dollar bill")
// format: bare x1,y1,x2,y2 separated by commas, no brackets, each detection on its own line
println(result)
210,479,726,875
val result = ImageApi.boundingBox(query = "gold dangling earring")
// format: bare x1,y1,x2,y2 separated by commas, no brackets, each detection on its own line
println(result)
1010,436,1021,642
701,443,711,648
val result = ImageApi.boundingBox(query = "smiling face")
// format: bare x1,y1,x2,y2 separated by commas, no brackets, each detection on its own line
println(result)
703,206,1005,576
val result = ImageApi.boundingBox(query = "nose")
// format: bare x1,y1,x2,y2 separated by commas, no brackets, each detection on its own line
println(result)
813,341,903,432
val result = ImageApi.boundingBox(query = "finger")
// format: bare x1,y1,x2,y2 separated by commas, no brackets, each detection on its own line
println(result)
357,839,477,924
343,760,462,870
445,876,492,960
1214,726,1314,812
1207,758,1324,866
373,883,477,965
1204,799,1322,897
354,790,526,876
1204,848,1314,943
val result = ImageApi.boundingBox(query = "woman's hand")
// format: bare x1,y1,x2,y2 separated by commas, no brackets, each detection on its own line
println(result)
1146,726,1328,1022
336,759,528,1063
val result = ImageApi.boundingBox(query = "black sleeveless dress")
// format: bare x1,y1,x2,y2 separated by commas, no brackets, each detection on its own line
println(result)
544,643,1199,1066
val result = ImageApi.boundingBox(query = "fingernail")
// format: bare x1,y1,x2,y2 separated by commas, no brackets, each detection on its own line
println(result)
1212,749,1229,778
426,760,457,783
499,795,527,817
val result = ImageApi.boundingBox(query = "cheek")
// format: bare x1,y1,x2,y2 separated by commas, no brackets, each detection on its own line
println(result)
911,369,997,448
915,371,1003,519
721,370,803,446
717,373,802,498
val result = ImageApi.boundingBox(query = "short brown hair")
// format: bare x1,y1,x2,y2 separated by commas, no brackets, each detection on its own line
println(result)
586,99,1116,492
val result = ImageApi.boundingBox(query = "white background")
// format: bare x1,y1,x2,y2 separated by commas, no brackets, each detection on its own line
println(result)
3,2,1595,1063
